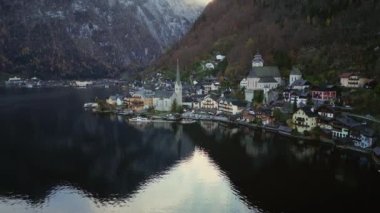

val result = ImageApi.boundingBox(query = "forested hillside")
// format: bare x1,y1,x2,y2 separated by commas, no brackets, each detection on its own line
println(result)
155,0,380,84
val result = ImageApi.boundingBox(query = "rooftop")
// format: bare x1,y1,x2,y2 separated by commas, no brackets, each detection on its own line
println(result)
248,66,281,78
290,67,302,75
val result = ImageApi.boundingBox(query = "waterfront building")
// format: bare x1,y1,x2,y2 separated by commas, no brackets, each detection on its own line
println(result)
218,97,246,115
292,108,318,133
126,91,153,112
106,95,124,106
200,95,219,110
331,116,361,139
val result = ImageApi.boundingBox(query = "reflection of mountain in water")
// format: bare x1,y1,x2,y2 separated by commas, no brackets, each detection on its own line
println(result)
185,124,380,212
0,89,195,204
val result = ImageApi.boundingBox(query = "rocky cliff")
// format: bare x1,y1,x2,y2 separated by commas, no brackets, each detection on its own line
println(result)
0,0,207,78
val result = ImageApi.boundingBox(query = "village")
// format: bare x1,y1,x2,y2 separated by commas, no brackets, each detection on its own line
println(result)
86,52,380,159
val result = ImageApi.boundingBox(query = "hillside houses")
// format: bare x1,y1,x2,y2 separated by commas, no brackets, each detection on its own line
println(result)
96,53,378,152
340,72,370,88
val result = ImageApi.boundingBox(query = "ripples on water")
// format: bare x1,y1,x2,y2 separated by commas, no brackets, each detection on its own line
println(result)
0,88,379,213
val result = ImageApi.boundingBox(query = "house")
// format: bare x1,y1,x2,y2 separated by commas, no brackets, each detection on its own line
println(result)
200,95,219,110
340,72,369,88
203,82,218,94
205,63,215,70
202,77,220,93
218,97,246,115
75,81,93,87
331,115,361,139
292,107,318,133
315,105,335,131
311,85,337,103
5,76,24,86
244,52,282,102
195,83,204,95
255,108,274,125
290,79,310,91
153,61,182,111
106,95,124,106
126,91,153,112
283,90,309,107
216,54,226,61
315,105,335,119
289,67,302,86
240,78,248,89
349,126,376,148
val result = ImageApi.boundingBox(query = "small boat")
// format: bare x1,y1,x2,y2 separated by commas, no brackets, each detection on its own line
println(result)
180,119,196,124
129,116,152,122
164,114,181,121
83,102,99,108
117,109,133,116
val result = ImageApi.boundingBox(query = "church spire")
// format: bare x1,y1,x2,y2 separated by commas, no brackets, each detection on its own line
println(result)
176,58,181,84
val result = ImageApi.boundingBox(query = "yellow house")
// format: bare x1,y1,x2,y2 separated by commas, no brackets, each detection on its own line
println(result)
292,108,317,133
126,94,153,112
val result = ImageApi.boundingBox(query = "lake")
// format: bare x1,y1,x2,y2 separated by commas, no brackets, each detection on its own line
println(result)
0,88,378,213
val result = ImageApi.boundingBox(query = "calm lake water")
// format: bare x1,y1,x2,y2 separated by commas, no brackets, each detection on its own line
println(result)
0,88,379,213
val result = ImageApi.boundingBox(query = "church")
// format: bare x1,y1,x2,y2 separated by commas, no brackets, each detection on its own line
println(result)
153,60,182,111
244,52,282,103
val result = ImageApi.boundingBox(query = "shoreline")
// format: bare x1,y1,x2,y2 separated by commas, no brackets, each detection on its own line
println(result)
91,109,379,166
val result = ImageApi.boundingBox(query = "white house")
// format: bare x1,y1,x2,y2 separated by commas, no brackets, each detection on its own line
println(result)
200,95,219,109
75,81,93,87
340,72,369,88
240,78,248,89
205,63,215,70
216,54,226,61
218,98,245,115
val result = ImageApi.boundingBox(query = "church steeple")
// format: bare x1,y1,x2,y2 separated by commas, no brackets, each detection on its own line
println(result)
176,58,181,85
174,58,182,106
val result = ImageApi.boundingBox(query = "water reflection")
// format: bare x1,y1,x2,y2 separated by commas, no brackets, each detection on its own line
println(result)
0,89,195,204
185,123,379,212
0,88,379,213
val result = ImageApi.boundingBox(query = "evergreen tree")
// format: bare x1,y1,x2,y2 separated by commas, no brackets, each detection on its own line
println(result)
293,97,298,112
171,99,178,113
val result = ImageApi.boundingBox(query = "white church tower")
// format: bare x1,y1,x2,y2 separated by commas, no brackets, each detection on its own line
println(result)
289,66,302,86
174,59,182,106
252,51,264,67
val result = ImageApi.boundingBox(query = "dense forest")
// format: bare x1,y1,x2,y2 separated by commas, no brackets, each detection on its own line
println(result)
155,0,380,84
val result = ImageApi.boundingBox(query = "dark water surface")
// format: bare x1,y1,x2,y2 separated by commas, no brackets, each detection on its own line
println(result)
0,88,378,213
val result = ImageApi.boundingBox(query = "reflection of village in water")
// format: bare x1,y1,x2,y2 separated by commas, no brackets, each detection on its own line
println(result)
196,120,375,183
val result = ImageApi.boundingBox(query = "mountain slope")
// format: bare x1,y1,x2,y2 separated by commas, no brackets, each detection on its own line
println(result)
156,0,380,83
0,0,207,79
